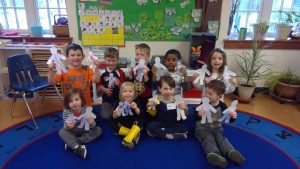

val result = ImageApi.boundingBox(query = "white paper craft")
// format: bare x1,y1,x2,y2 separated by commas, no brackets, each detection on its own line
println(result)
223,67,236,94
196,97,217,124
66,107,96,131
218,100,238,123
106,73,116,88
116,101,133,116
147,95,160,111
87,51,99,71
175,95,187,121
47,47,67,75
153,57,167,81
133,58,147,82
193,64,211,86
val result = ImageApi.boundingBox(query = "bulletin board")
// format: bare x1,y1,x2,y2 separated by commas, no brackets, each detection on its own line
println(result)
76,0,198,44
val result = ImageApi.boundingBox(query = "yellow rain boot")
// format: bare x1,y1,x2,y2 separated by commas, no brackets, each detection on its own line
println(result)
122,125,141,149
118,126,130,136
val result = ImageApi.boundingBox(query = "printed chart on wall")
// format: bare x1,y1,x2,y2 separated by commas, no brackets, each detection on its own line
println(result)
76,0,198,44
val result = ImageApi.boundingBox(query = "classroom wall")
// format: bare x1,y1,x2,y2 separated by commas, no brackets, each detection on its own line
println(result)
66,0,300,87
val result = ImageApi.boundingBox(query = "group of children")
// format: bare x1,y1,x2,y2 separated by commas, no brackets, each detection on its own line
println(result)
47,43,245,168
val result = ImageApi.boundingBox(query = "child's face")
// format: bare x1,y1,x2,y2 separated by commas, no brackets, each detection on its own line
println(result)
69,94,82,112
135,48,149,62
105,56,118,70
211,52,224,71
67,49,84,69
158,82,174,101
205,87,222,104
164,54,179,72
122,86,135,101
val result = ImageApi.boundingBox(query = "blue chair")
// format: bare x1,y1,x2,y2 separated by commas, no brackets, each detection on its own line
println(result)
7,53,62,129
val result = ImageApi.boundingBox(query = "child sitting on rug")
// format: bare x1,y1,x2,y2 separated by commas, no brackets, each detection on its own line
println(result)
146,75,188,139
110,82,143,149
195,80,245,168
59,88,102,159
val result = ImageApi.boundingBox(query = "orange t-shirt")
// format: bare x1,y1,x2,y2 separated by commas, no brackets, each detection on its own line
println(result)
55,65,94,106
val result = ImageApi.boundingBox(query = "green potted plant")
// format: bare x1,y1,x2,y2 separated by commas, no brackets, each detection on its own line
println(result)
252,21,269,40
275,10,300,39
235,40,271,99
268,69,300,99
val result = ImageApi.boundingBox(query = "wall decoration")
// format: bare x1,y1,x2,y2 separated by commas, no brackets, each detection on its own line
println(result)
76,0,196,41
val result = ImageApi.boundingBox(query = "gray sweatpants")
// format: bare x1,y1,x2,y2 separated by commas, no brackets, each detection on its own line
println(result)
195,123,234,156
100,102,114,120
59,126,102,149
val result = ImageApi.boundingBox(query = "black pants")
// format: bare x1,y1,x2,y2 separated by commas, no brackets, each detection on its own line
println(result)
110,115,143,133
147,121,188,139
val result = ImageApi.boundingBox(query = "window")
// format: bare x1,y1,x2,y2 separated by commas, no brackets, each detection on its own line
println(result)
0,0,66,33
230,0,300,37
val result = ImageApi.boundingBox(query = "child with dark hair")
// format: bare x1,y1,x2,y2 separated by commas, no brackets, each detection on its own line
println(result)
59,88,101,159
195,80,245,168
48,43,100,106
97,47,125,120
146,75,188,139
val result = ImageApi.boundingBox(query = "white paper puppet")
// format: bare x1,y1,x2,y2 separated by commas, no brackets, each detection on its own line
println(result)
175,95,187,121
66,107,96,131
116,101,133,117
223,67,237,94
133,58,147,82
196,97,217,124
218,100,238,123
47,47,67,75
147,95,160,111
153,57,167,81
87,51,98,71
193,64,211,86
106,73,116,88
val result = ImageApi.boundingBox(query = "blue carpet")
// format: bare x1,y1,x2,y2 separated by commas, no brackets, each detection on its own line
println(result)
1,107,300,169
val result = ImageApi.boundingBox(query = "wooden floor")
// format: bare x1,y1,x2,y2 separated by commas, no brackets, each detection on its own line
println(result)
0,93,299,131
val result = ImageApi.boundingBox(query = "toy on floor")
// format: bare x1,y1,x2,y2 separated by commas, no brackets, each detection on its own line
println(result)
175,95,187,121
218,100,238,123
47,47,67,75
153,57,167,81
196,97,216,124
193,64,211,86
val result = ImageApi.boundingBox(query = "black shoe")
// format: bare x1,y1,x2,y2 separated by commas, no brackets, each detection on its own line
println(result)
64,144,69,150
228,150,245,165
133,132,140,144
207,152,227,168
74,145,87,159
173,133,188,139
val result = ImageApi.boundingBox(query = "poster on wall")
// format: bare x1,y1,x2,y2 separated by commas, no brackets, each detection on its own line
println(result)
76,0,196,41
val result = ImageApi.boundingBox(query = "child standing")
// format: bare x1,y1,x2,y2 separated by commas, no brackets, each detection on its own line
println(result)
48,43,100,106
59,88,101,159
111,82,143,149
128,43,152,109
97,48,125,120
147,75,188,139
195,80,245,168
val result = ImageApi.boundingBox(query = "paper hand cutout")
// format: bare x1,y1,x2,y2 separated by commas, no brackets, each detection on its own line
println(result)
193,64,211,86
87,51,98,71
106,73,116,88
154,57,167,81
117,101,133,116
175,95,187,121
223,67,236,94
47,47,67,75
148,95,160,111
66,107,96,131
218,100,238,123
133,59,147,82
196,97,217,124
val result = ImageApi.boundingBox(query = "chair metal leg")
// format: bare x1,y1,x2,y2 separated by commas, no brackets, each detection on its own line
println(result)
41,88,47,102
22,93,39,129
9,91,19,118
54,85,63,104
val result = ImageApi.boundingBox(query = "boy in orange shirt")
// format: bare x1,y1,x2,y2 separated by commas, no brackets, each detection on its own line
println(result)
48,43,100,106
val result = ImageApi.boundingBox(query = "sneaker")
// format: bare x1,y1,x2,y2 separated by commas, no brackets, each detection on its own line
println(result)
173,133,188,139
133,132,140,144
74,145,87,159
228,150,245,165
64,144,69,150
122,140,134,149
207,152,227,168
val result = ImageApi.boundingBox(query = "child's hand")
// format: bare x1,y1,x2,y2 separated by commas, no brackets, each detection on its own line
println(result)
197,109,205,117
48,62,56,71
178,101,187,110
66,122,75,129
93,59,101,67
112,109,121,119
103,87,113,97
143,66,150,74
180,68,187,75
147,100,157,107
87,117,94,124
115,79,121,86
130,102,138,109
230,111,237,119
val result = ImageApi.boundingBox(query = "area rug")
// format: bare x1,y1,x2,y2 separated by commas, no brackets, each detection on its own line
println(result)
0,107,299,169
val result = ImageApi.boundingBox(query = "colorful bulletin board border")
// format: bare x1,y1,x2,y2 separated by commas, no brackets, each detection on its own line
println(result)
76,0,197,41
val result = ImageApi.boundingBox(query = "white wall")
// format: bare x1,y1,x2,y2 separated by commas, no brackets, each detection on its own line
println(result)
66,0,300,87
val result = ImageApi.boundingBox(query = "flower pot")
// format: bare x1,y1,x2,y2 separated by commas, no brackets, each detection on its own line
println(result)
275,24,293,40
275,81,300,98
252,24,269,40
238,84,255,99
